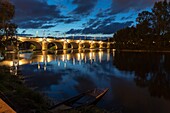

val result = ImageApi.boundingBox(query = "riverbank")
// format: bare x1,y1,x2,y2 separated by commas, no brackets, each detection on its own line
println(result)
0,66,50,113
116,49,170,53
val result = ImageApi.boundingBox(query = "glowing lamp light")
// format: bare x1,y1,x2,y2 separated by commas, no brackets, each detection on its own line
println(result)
61,39,65,42
44,66,47,71
77,53,81,61
62,55,65,61
77,40,80,43
73,58,75,65
99,41,103,44
38,63,40,69
67,54,71,60
39,38,43,42
66,39,70,43
58,61,60,66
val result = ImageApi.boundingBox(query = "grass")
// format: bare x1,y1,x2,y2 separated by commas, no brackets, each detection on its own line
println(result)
0,66,50,113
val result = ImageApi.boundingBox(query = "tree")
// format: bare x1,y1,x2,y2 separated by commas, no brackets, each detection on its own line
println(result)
0,0,17,43
113,0,170,50
152,0,170,35
136,11,153,35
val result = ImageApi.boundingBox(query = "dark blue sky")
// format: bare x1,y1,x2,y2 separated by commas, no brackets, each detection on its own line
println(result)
10,0,164,37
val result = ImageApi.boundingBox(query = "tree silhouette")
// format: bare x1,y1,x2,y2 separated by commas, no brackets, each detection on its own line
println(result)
113,51,170,100
152,0,170,35
113,0,170,50
136,11,153,35
0,0,17,48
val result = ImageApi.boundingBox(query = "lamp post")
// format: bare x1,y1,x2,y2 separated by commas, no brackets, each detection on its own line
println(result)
72,34,74,40
36,31,38,37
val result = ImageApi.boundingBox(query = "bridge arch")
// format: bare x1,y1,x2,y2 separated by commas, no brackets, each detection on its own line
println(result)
81,42,90,49
70,42,79,49
67,43,72,49
102,43,107,48
91,43,100,49
99,43,107,49
47,42,63,50
19,41,42,50
48,43,56,50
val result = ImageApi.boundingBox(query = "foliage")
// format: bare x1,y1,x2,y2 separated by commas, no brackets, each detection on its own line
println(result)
30,44,36,50
49,46,56,50
113,0,170,50
0,66,50,113
0,0,17,48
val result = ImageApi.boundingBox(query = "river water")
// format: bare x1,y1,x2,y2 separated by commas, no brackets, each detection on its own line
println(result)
1,49,170,113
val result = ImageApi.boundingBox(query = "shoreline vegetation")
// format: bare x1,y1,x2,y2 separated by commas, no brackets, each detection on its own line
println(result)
112,0,170,51
116,49,170,53
0,66,50,113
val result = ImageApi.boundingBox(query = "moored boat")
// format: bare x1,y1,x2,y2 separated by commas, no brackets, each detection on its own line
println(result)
49,88,109,111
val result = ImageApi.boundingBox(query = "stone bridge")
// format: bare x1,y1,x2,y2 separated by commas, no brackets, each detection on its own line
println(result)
18,37,113,50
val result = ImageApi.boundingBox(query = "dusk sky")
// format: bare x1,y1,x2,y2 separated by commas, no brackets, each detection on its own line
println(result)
10,0,164,38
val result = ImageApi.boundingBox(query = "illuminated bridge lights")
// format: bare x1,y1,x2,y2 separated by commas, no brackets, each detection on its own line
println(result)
16,37,113,51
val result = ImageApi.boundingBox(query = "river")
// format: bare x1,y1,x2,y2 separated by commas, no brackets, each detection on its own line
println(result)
1,49,170,113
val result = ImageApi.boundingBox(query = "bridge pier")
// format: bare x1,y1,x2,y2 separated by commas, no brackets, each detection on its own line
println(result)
90,42,95,49
99,43,103,49
63,41,68,50
107,42,110,49
78,43,83,50
42,40,48,51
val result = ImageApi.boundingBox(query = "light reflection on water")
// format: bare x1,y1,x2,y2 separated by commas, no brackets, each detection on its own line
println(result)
1,49,170,113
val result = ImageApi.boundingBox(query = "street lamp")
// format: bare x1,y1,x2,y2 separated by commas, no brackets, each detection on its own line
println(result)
36,31,38,37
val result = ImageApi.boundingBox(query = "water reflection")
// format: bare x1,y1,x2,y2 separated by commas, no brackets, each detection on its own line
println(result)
113,51,170,100
1,50,170,113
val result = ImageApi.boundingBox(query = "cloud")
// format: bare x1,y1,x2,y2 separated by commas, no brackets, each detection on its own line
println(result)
71,0,98,15
21,30,26,34
57,18,80,24
108,0,164,15
54,31,60,33
121,14,134,20
18,21,45,29
17,33,33,37
85,19,96,26
96,9,106,18
84,16,115,28
66,21,133,34
40,25,56,29
11,0,65,29
66,29,82,34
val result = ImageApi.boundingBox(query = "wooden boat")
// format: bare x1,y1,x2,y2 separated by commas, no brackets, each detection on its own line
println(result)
49,88,109,111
